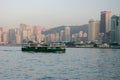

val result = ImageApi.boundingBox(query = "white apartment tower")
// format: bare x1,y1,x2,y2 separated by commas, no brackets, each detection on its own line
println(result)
60,30,65,42
88,20,100,42
2,32,8,44
65,26,71,42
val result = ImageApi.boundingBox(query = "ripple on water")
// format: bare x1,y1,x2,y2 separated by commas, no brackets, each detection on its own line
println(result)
0,47,120,80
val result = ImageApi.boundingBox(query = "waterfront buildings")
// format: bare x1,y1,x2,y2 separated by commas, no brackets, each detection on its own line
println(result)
83,32,87,38
55,32,60,42
0,24,45,45
65,26,71,42
0,28,3,44
20,24,33,42
111,15,119,43
15,34,21,45
1,10,120,46
8,29,16,45
100,11,111,34
71,31,87,42
60,30,65,42
0,28,8,45
2,32,8,44
34,26,42,42
88,20,100,42
118,15,120,44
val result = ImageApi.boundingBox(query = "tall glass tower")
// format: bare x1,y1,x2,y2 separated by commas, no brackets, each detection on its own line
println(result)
111,15,119,43
100,11,111,34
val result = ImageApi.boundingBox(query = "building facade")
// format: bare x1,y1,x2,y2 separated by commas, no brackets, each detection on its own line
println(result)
2,32,8,44
88,20,100,42
34,26,42,42
8,29,16,45
118,16,120,44
111,15,119,43
100,11,111,34
60,30,65,42
65,26,71,42
0,27,3,44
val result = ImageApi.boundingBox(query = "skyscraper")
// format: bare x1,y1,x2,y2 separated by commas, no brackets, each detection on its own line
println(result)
49,33,55,42
15,28,21,45
60,30,65,42
0,27,3,44
22,30,28,40
55,32,60,42
34,26,42,42
118,15,120,44
2,32,8,44
15,34,21,45
65,26,71,42
78,31,83,38
100,11,111,34
111,15,119,43
20,24,27,42
20,23,27,31
20,24,33,42
88,20,100,42
8,29,15,45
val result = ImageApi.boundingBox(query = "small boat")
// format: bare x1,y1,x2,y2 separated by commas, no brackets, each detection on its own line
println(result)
21,41,66,53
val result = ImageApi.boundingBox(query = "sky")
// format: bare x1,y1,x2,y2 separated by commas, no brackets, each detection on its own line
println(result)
0,0,120,28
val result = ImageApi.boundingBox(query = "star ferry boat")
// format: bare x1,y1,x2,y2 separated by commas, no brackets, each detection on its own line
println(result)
21,41,66,53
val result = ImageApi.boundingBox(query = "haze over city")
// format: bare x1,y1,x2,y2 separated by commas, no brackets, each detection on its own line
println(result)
0,1,120,80
0,0,120,28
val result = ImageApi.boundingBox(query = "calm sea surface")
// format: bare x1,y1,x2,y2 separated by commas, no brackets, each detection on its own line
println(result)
0,46,120,80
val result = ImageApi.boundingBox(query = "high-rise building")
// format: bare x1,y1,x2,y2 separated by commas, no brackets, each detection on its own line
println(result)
20,24,27,42
50,33,55,42
20,24,33,42
2,32,8,44
34,26,42,42
72,33,78,41
88,20,100,42
100,11,111,34
55,33,59,42
22,30,28,40
20,23,27,31
15,34,21,45
15,28,21,45
40,34,45,42
45,34,55,42
27,29,32,40
8,29,16,45
65,26,71,42
118,16,120,44
83,32,87,37
111,15,119,43
60,30,65,42
79,31,83,38
0,27,3,43
45,34,49,42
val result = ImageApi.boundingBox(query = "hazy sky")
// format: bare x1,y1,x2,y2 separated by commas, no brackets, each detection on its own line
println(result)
0,0,120,28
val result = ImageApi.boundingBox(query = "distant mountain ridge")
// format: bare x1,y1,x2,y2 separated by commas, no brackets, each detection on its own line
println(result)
42,24,88,35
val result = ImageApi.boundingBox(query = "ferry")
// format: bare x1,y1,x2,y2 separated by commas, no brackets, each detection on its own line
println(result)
21,41,66,53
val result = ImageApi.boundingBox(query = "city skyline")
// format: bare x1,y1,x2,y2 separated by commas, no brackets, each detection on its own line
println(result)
0,0,120,28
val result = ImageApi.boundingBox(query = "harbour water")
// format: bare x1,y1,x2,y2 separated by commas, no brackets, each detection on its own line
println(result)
0,46,120,80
